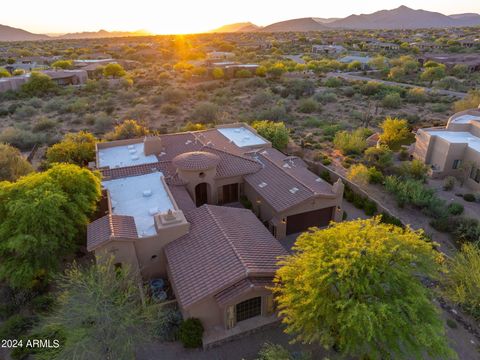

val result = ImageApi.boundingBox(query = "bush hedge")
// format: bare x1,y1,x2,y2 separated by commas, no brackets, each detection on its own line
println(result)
178,318,204,348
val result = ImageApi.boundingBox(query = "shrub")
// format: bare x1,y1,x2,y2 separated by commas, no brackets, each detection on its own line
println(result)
406,88,427,103
106,119,150,140
324,77,342,88
240,195,253,209
162,88,186,104
0,314,37,339
347,164,370,186
363,199,378,216
21,72,57,97
297,98,318,113
178,318,203,348
160,103,179,115
319,170,331,183
149,307,183,341
191,102,218,123
252,120,289,150
463,193,475,202
364,145,393,171
379,117,410,148
30,294,55,314
257,342,292,360
443,176,456,191
32,117,56,132
380,212,403,227
447,202,464,216
367,167,384,184
382,93,402,108
397,159,429,182
0,143,34,181
333,128,368,155
453,218,480,244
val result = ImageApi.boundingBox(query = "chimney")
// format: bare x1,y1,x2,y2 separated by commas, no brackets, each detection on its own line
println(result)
143,136,163,156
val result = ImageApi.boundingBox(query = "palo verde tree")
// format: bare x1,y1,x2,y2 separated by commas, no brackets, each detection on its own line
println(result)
0,164,101,289
273,217,456,360
46,131,98,166
252,120,289,150
106,119,150,140
44,258,148,360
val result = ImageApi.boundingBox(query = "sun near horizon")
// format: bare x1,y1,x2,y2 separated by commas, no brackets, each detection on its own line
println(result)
1,0,480,35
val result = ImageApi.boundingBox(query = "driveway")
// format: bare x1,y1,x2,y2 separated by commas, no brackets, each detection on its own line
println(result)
326,71,467,98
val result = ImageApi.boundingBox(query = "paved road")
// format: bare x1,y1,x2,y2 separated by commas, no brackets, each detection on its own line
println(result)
326,71,468,98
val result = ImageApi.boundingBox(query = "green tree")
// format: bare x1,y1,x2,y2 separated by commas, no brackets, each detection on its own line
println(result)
46,131,97,166
103,63,126,78
21,72,57,97
0,164,101,288
420,66,446,85
51,60,73,69
0,67,11,78
44,258,148,359
0,143,33,181
443,243,480,319
379,117,410,147
106,120,150,140
252,120,289,150
255,65,267,77
273,218,455,360
347,164,370,185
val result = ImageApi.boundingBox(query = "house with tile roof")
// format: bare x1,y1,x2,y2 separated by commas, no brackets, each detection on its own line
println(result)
413,106,480,191
87,123,344,347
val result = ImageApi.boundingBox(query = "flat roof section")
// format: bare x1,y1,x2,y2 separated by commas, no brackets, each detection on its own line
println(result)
218,127,267,148
452,114,480,124
102,172,175,237
98,142,158,169
427,130,480,153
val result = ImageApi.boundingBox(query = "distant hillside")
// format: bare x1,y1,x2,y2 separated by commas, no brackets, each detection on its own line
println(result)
210,22,260,33
0,24,50,42
328,5,478,29
58,29,150,40
449,13,480,26
261,18,328,32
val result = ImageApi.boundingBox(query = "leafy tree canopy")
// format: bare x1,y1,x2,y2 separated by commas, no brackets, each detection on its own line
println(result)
0,164,101,288
252,120,289,150
273,218,455,360
379,117,410,147
103,63,126,78
21,72,57,97
46,131,97,166
106,119,150,140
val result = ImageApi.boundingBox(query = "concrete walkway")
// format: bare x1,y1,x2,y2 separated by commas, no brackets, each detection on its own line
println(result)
326,71,468,98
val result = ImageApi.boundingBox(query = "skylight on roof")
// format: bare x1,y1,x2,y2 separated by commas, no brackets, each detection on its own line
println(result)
289,187,299,194
218,127,267,148
258,182,268,188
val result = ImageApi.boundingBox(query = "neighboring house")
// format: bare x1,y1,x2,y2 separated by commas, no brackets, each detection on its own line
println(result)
0,69,88,93
87,123,344,347
339,55,372,69
413,107,480,191
368,42,400,51
419,53,480,72
312,44,346,55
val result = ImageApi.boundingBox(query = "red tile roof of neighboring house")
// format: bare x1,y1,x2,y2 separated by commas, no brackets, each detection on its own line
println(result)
165,205,288,309
245,148,334,213
202,146,262,178
87,214,137,251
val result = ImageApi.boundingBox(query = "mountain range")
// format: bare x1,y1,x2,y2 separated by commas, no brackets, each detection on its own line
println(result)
0,24,150,42
2,6,480,42
211,5,480,32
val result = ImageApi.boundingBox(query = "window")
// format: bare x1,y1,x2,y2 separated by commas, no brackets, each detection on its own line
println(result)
151,254,158,260
236,297,261,323
470,167,480,183
452,159,462,170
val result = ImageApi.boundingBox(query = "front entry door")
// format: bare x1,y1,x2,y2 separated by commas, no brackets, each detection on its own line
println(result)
195,183,208,207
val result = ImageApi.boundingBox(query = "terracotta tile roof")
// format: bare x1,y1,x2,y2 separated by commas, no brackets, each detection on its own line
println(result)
172,151,221,171
214,277,274,306
202,147,262,178
165,205,288,309
87,214,137,251
245,149,334,213
194,129,245,155
158,132,203,161
169,186,195,212
100,162,175,181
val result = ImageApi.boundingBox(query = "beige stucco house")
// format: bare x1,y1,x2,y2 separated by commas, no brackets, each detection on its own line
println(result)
87,123,344,347
413,107,480,191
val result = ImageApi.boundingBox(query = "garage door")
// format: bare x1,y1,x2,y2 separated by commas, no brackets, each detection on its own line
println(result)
286,207,334,235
